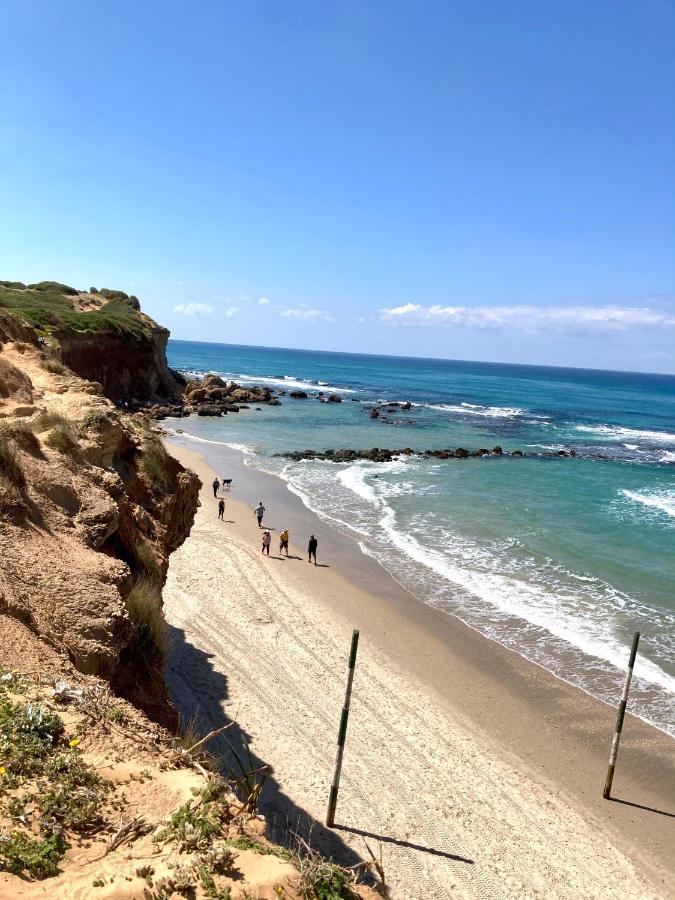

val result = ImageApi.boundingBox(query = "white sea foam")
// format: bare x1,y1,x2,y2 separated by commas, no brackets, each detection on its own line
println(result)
425,403,525,418
660,450,675,464
621,489,675,519
166,430,256,456
235,372,358,393
575,424,675,444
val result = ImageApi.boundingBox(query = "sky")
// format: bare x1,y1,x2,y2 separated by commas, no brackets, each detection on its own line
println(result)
1,1,674,373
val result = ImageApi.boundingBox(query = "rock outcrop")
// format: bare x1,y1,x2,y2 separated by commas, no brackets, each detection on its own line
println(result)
277,445,578,463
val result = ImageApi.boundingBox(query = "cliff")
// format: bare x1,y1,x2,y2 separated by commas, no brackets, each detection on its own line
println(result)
0,280,183,403
0,286,200,727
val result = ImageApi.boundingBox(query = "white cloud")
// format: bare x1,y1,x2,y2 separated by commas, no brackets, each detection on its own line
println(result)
173,302,213,317
281,307,335,323
379,303,675,333
257,297,271,305
224,306,241,319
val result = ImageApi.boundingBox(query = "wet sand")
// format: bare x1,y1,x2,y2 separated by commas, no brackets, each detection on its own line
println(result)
163,436,675,899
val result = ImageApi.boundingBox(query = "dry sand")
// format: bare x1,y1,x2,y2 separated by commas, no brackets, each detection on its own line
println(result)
163,441,675,900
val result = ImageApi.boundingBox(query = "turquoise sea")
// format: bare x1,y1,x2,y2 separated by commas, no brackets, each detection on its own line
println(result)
166,340,675,737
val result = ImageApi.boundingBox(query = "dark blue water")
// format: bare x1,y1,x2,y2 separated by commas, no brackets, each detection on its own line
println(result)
167,340,675,735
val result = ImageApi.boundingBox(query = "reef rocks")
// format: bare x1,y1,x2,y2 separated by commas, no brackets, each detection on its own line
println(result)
276,445,579,463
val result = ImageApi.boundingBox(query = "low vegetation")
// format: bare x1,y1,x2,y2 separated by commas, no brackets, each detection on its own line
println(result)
80,409,111,431
1,421,41,455
0,432,27,516
40,358,68,375
32,411,78,453
134,540,162,581
0,282,150,340
139,439,174,491
125,576,166,654
0,692,112,879
44,423,77,453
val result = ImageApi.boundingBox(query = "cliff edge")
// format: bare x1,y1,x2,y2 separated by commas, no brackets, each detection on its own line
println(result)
0,280,183,404
0,283,199,726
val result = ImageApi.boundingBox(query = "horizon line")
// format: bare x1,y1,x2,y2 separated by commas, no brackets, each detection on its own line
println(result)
167,337,675,380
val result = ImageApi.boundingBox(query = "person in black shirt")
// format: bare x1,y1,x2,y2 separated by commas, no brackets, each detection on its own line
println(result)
307,534,318,565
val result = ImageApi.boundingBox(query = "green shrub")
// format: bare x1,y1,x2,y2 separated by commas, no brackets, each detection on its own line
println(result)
0,280,27,289
0,831,67,879
39,753,110,831
125,576,165,654
0,698,64,778
44,424,77,453
80,409,110,431
13,341,28,354
296,851,358,900
98,288,129,301
157,801,219,851
40,359,67,375
28,281,78,296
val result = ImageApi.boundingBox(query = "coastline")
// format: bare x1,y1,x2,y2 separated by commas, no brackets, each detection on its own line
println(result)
163,437,675,899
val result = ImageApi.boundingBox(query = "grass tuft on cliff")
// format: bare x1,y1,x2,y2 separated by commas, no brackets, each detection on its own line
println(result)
125,576,166,655
0,282,151,339
139,439,174,492
0,433,27,515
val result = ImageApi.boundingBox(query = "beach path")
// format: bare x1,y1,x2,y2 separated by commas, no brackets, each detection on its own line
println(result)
163,446,666,900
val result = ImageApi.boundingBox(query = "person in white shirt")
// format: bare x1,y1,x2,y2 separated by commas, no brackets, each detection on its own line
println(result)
254,501,265,527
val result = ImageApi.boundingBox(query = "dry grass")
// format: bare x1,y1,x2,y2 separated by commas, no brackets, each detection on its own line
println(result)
139,440,173,492
32,410,73,433
0,433,25,489
32,411,78,453
134,541,162,581
44,423,77,453
40,359,67,375
125,576,166,655
1,421,41,455
0,473,26,516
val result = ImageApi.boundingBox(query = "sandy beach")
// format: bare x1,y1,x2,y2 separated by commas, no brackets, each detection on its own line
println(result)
163,440,675,900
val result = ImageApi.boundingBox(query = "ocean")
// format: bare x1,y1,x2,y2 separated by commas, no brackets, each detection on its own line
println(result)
166,340,675,737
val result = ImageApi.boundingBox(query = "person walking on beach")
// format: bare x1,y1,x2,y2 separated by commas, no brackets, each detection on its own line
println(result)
212,477,220,498
261,530,271,556
279,528,289,557
218,498,225,520
254,501,266,527
308,534,318,565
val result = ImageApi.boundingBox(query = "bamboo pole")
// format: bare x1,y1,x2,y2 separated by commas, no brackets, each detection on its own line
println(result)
603,631,640,800
326,629,360,828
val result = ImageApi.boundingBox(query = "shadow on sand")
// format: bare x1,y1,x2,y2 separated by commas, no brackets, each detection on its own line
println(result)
609,797,675,820
165,624,376,877
335,824,474,864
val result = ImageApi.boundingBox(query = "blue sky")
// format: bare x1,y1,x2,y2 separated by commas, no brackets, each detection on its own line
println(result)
1,1,674,372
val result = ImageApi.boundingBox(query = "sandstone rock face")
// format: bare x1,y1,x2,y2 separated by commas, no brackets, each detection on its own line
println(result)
0,344,200,728
56,321,182,404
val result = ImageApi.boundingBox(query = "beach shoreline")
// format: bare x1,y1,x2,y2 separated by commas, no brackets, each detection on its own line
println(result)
163,436,675,899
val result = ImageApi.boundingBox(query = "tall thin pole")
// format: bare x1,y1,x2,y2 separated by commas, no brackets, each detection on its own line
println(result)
326,629,360,828
603,631,640,800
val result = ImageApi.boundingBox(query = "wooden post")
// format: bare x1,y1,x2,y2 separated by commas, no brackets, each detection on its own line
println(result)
326,629,360,828
603,631,640,800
